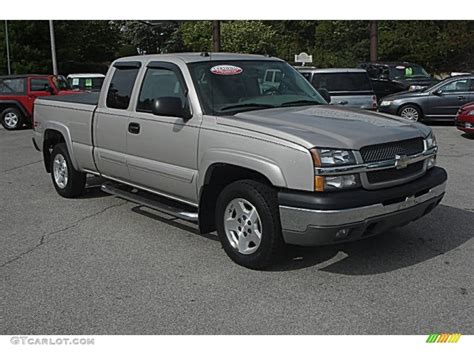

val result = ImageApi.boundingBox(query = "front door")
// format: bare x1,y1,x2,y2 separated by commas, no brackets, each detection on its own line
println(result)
26,77,54,113
126,62,200,204
427,78,473,119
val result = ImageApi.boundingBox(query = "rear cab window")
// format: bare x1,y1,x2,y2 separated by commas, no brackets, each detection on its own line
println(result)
106,62,141,110
0,78,26,94
311,72,373,93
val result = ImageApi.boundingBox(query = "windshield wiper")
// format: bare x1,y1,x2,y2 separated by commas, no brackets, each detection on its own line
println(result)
219,103,276,113
280,100,322,107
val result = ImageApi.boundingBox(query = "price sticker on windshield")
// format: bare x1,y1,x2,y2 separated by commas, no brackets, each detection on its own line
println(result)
210,65,243,76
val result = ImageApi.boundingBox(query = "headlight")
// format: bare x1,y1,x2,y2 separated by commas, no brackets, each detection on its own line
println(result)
468,110,474,116
425,132,437,150
409,85,424,91
316,148,356,166
424,132,437,170
310,148,361,191
380,100,392,107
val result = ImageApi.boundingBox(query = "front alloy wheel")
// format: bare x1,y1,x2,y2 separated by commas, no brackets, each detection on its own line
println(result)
215,180,284,269
224,198,263,255
399,105,421,121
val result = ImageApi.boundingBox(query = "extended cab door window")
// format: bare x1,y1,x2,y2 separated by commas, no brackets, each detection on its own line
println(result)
136,67,187,113
106,65,140,110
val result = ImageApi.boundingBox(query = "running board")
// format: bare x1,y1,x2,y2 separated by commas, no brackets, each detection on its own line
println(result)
101,182,198,223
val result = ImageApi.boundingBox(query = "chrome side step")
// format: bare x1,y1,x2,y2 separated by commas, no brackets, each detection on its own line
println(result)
101,182,198,223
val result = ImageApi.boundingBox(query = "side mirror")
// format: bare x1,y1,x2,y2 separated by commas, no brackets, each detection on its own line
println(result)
317,88,331,103
152,97,191,119
433,90,442,96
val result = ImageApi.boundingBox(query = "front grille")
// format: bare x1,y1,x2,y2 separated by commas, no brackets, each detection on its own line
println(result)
367,161,424,184
360,138,424,163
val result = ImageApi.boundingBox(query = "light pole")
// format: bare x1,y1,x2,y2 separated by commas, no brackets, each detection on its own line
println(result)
4,20,11,75
49,20,58,75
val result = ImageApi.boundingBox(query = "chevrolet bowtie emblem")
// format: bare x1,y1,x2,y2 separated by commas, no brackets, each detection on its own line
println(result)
394,154,409,169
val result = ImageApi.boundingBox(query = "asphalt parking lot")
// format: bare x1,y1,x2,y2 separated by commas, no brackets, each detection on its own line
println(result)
1,124,473,335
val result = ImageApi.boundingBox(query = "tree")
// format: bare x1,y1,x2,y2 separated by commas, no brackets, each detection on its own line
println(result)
180,21,278,55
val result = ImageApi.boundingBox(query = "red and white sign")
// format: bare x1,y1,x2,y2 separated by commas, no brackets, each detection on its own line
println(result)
210,65,243,75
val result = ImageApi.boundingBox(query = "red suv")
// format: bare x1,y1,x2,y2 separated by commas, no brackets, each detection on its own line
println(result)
0,74,76,130
455,102,474,135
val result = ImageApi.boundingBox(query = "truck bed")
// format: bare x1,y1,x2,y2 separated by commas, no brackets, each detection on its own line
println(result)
39,92,99,105
34,92,99,172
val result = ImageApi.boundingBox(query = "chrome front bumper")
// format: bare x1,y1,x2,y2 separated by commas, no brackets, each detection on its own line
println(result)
279,181,446,246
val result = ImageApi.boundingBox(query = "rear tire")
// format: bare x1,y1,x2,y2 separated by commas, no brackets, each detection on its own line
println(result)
398,104,423,122
215,180,284,269
50,143,86,198
1,107,24,130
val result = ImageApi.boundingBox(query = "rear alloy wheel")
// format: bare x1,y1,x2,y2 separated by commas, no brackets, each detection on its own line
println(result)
215,180,284,269
399,105,422,121
1,108,24,130
50,143,86,198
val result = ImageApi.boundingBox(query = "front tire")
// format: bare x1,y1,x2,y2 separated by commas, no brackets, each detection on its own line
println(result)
215,180,284,269
1,107,24,130
50,143,86,198
399,104,422,122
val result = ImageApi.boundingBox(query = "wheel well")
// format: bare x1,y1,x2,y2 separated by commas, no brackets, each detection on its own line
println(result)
198,164,273,234
0,102,28,117
398,103,424,118
43,130,65,172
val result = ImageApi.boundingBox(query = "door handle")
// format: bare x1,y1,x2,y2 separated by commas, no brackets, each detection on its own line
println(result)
128,122,140,134
457,96,466,100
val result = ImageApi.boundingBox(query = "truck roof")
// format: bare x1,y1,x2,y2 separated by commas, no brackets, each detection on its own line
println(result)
114,52,283,65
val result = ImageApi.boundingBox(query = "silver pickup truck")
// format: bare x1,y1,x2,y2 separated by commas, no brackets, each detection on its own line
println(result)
32,53,447,269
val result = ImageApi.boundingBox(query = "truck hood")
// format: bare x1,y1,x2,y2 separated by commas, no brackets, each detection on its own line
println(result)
216,105,430,150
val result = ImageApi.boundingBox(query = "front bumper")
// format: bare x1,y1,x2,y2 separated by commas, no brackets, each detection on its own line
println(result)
278,167,447,246
377,105,398,115
455,118,474,133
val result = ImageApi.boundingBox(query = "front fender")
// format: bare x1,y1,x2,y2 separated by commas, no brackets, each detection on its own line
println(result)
198,148,287,189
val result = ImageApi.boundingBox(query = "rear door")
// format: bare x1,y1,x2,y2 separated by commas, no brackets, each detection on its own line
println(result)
93,62,141,180
126,61,200,203
427,78,472,119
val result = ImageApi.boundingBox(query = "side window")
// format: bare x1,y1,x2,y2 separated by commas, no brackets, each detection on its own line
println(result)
440,79,470,93
30,78,51,91
106,67,140,110
137,68,186,113
0,78,25,94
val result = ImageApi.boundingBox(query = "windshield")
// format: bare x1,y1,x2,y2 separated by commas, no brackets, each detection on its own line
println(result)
187,60,325,115
389,64,430,80
52,75,72,90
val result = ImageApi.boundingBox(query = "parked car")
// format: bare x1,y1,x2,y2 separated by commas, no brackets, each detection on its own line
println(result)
0,74,76,130
358,62,439,100
455,102,474,135
67,73,105,91
297,68,377,110
32,53,446,269
378,74,474,122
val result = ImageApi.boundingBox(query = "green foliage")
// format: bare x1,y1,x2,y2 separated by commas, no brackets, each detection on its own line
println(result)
181,21,277,54
0,20,472,76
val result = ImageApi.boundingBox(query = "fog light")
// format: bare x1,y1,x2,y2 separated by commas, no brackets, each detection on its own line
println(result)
335,228,350,240
427,156,436,169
